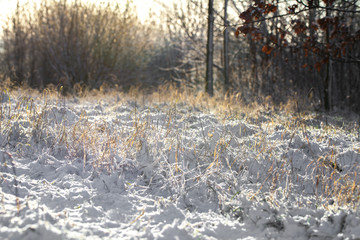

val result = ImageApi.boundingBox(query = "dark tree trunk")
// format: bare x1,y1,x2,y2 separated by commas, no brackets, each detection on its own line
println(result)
206,0,214,96
223,0,230,94
323,4,331,111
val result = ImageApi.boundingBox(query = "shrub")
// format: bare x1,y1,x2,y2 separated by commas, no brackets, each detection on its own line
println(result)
1,0,153,93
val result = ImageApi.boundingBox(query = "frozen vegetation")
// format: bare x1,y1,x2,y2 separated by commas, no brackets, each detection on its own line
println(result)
0,89,359,239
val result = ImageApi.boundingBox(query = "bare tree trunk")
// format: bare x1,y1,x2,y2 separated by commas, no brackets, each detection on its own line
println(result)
206,0,214,96
324,4,331,111
309,0,318,39
308,0,317,106
223,0,230,94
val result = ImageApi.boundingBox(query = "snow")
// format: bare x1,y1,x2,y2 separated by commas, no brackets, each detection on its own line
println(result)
0,91,360,239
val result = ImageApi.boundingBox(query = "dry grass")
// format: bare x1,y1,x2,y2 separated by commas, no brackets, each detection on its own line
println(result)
1,84,359,213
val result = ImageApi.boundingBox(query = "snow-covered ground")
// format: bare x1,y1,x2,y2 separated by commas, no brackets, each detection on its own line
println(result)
0,91,360,239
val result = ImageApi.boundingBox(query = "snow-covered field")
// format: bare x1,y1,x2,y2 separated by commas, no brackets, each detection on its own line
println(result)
0,90,360,239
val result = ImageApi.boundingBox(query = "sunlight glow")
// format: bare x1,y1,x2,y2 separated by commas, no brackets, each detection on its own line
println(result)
0,0,173,34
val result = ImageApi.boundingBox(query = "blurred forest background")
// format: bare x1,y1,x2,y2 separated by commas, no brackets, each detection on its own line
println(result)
0,0,359,113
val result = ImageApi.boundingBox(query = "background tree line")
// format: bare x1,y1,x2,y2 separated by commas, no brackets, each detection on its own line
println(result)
1,0,359,113
162,0,359,113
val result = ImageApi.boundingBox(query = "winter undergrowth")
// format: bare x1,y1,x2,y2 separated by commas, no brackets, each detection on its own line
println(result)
1,84,359,220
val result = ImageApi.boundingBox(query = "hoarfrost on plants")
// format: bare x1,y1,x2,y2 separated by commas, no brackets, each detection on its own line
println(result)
0,90,360,240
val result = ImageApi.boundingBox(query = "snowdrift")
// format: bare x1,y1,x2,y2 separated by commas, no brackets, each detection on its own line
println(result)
0,92,360,239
